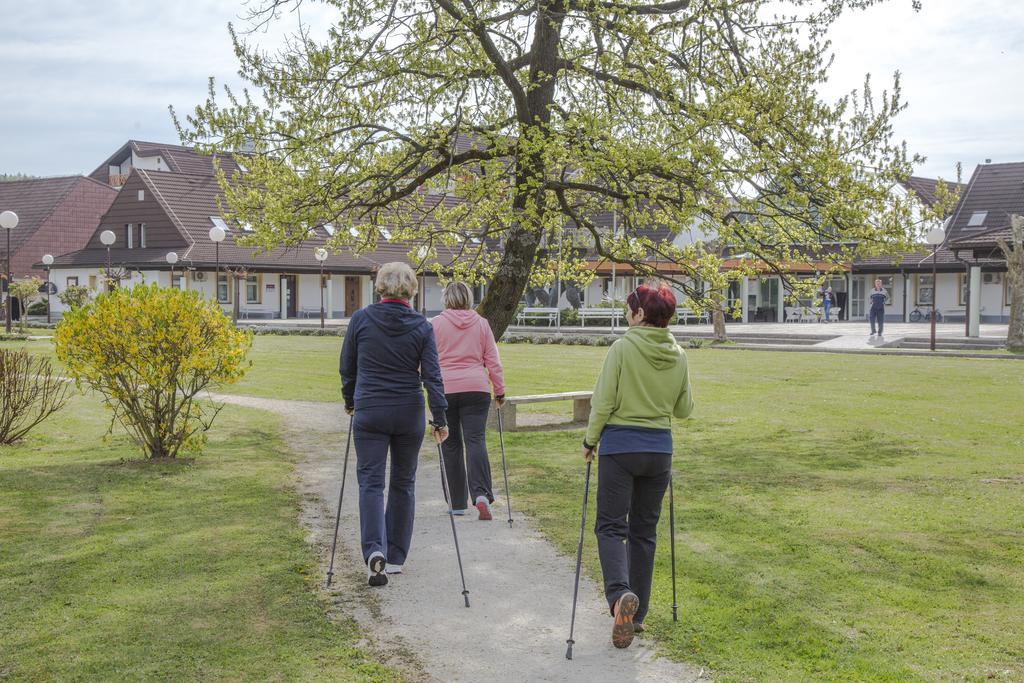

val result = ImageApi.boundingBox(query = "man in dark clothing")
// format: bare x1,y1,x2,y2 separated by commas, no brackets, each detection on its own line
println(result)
869,278,888,336
340,262,448,586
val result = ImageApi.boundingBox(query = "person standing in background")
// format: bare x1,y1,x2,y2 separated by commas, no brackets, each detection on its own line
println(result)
823,286,834,322
432,281,506,520
869,279,888,337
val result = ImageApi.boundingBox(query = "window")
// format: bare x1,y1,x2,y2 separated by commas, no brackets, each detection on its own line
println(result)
915,274,934,306
172,273,185,290
217,273,230,303
125,223,133,249
246,274,261,304
137,189,145,201
239,220,254,233
348,226,360,237
67,276,78,288
209,216,230,232
139,223,146,248
380,228,392,241
88,275,97,290
957,273,968,306
967,211,987,228
1005,277,1013,307
323,223,336,236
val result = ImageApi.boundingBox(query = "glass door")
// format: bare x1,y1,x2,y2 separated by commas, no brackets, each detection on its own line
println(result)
851,277,866,318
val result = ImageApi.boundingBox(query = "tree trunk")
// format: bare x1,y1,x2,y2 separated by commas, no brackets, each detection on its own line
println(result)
710,288,728,342
478,225,541,339
1003,217,1024,351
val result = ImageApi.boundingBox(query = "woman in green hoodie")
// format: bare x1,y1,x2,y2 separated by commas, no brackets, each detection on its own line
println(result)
583,282,694,649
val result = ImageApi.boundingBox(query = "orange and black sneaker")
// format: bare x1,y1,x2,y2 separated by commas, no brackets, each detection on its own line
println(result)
612,592,639,649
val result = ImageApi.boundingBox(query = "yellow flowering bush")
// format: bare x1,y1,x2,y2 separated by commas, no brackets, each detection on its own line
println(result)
54,284,252,459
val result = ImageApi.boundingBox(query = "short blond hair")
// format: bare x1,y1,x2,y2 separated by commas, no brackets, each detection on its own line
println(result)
375,262,418,300
442,281,473,310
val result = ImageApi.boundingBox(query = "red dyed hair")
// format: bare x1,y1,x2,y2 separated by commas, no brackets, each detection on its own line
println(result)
626,283,677,327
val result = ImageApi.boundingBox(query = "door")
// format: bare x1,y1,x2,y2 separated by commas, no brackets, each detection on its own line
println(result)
344,276,361,317
280,275,297,319
851,277,866,318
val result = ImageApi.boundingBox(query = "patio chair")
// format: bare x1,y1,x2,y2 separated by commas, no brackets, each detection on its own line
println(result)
785,306,801,323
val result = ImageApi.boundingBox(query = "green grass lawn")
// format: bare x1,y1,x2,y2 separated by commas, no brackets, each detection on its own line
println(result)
0,396,394,682
3,334,1023,680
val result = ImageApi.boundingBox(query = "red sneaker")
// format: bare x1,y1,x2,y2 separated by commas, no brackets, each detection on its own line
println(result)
475,500,493,521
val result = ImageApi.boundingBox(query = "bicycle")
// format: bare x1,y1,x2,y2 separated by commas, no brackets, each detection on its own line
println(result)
909,306,942,323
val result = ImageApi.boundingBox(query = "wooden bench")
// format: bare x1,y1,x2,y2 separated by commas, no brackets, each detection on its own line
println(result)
578,307,623,326
488,391,593,431
515,307,559,325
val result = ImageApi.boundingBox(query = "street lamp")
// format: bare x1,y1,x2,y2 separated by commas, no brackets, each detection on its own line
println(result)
166,252,179,289
315,248,329,329
925,226,946,352
209,225,226,305
42,254,54,324
100,229,116,291
1,210,18,334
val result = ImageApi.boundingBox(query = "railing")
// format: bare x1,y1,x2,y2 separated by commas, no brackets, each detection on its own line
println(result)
108,173,130,187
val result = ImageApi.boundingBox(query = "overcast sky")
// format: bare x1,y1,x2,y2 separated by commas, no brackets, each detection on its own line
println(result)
1,0,1021,181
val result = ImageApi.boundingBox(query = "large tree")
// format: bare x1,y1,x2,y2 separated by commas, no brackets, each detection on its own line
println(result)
179,0,920,337
1001,216,1024,352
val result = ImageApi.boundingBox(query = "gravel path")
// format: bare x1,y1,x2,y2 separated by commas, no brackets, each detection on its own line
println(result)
214,393,703,682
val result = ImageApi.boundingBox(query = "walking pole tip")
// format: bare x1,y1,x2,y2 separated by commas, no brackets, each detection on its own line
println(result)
325,572,334,587
463,590,470,608
565,639,574,660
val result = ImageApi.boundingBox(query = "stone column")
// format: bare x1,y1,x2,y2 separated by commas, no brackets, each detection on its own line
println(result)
968,266,982,337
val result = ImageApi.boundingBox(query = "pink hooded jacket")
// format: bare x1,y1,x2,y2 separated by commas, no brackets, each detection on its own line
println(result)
431,309,506,396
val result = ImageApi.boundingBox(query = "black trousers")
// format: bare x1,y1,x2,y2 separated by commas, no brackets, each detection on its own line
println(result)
595,452,672,624
869,308,885,335
440,391,493,510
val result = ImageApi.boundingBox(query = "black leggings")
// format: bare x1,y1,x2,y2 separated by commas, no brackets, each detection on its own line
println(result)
594,452,672,624
440,391,493,509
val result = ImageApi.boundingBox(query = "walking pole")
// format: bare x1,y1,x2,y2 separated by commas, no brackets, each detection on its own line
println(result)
437,441,471,608
325,425,353,587
669,470,678,622
496,404,513,527
565,458,593,661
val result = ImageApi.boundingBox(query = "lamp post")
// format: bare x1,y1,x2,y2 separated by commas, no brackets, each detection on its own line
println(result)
99,229,116,291
315,248,329,329
925,227,946,352
1,210,18,334
209,225,225,305
42,254,54,323
166,252,179,288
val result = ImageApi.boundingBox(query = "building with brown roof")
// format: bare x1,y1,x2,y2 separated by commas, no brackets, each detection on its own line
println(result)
0,175,118,281
89,140,248,188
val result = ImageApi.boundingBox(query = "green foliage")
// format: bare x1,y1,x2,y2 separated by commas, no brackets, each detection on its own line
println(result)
178,0,920,336
53,285,253,459
25,300,47,315
57,284,93,311
9,278,43,332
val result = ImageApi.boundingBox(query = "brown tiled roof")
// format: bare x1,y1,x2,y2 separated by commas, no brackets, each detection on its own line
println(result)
945,162,1024,241
853,247,964,272
949,224,1014,248
89,140,247,182
52,170,474,274
899,176,965,208
0,176,101,254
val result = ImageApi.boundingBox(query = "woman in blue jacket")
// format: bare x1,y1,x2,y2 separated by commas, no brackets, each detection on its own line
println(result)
340,262,449,586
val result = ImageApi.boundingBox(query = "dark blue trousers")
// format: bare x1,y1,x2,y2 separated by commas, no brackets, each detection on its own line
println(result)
869,308,885,335
353,404,425,565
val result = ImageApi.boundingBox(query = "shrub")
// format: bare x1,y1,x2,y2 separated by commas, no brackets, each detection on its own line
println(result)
688,338,705,349
0,349,72,445
54,285,252,459
26,300,48,315
57,285,93,311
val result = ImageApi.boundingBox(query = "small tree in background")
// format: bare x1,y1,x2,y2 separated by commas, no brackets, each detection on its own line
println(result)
54,285,253,459
0,349,72,446
9,278,43,332
58,285,93,311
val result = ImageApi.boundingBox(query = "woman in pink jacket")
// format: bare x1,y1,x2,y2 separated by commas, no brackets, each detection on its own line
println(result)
432,281,506,520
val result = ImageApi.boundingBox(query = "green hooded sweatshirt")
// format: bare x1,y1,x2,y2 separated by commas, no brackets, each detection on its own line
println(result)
584,325,694,448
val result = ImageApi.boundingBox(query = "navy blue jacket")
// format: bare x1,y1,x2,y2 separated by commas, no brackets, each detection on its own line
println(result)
340,302,448,426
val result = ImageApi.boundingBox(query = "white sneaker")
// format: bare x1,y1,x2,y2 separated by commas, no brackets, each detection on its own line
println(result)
367,551,387,587
385,563,403,574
